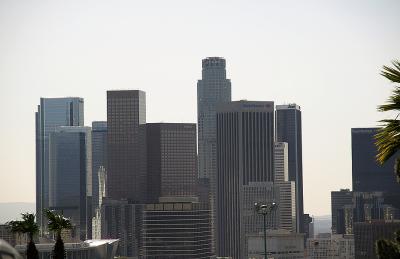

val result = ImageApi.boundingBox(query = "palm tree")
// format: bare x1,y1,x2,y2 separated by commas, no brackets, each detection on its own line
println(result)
375,60,400,181
375,60,400,258
44,209,73,259
7,213,39,259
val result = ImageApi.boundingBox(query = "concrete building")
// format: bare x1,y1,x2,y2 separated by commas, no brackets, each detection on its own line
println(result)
101,199,143,257
146,123,198,202
247,230,304,259
92,121,107,217
141,199,213,259
92,166,107,240
275,181,296,232
304,214,314,240
48,126,92,240
307,233,354,259
197,57,232,253
274,142,288,182
36,97,84,234
331,189,353,234
353,220,400,259
276,104,304,233
16,239,119,259
216,101,275,259
106,90,146,203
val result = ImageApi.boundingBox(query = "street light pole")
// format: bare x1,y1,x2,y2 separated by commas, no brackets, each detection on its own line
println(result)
263,213,267,259
254,202,277,259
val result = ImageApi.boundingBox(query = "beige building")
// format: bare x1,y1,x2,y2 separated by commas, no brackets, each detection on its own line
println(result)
247,229,304,259
307,233,354,259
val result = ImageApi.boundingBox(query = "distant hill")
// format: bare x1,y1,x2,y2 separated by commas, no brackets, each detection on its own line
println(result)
0,203,35,224
313,215,332,235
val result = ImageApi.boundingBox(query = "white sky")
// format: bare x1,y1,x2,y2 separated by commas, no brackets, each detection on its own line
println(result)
0,0,399,216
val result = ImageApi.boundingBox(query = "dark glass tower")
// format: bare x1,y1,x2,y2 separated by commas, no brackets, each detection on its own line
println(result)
351,128,400,194
276,104,304,233
106,90,146,202
36,97,84,235
49,126,91,240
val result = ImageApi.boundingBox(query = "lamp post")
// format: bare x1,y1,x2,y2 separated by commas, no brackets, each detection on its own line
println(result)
254,202,277,259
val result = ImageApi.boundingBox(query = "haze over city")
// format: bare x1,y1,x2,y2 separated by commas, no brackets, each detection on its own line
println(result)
1,0,400,218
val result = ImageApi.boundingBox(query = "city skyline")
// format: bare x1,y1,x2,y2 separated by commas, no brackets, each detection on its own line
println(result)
1,0,400,217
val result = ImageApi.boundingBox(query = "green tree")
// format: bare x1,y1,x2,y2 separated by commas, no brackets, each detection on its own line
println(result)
376,230,400,258
375,60,400,181
7,213,39,259
44,209,73,259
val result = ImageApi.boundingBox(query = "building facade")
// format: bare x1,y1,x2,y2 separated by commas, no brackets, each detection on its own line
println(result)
36,97,84,234
331,189,353,234
216,101,275,259
141,200,213,259
197,57,231,252
307,233,355,259
276,104,304,233
48,126,92,240
92,121,107,216
146,123,198,202
353,220,400,259
274,142,288,182
101,199,143,257
247,230,304,259
106,90,146,202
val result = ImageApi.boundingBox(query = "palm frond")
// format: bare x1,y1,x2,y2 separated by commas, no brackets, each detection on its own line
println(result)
45,209,73,234
375,119,400,164
381,60,400,83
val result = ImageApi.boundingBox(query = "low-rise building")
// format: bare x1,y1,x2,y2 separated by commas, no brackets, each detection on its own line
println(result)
247,229,304,259
15,239,119,259
307,233,354,259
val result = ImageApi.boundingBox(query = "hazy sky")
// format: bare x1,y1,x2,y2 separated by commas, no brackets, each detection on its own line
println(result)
1,0,399,216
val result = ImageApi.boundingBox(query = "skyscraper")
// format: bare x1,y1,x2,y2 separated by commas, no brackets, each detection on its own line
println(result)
36,97,84,234
276,104,304,233
106,90,146,202
48,126,92,240
146,123,198,202
92,121,107,213
197,57,231,251
216,101,275,259
197,57,232,180
351,128,400,194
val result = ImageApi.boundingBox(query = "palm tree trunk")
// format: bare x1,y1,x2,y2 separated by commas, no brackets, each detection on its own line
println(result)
53,232,65,259
26,233,39,259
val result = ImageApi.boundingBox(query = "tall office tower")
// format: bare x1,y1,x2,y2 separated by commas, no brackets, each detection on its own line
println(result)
141,200,213,259
331,189,353,234
92,166,106,240
101,199,144,257
36,97,84,234
216,101,274,259
197,57,231,252
146,123,198,202
276,104,304,233
92,121,107,214
352,128,400,194
48,126,92,240
274,142,288,182
107,90,146,202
